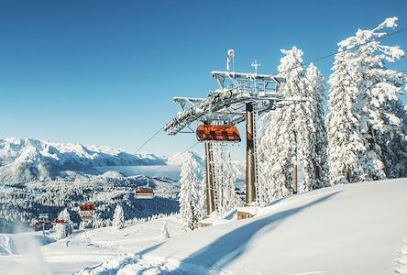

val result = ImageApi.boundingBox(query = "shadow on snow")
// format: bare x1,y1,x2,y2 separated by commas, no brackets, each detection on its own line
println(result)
176,191,340,274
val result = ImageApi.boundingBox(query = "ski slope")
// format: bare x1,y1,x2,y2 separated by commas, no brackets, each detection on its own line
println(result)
0,178,407,274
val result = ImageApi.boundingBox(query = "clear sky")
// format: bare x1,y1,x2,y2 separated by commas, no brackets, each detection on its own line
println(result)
0,0,406,158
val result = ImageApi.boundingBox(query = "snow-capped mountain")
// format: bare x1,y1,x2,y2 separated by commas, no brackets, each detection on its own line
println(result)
0,138,166,184
0,138,181,230
167,151,205,167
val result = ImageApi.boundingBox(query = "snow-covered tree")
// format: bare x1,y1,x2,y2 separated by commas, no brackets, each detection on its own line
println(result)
112,204,125,230
93,212,103,229
301,63,330,191
211,143,242,213
257,46,328,204
198,177,207,221
179,152,201,232
160,219,170,240
223,152,243,211
327,17,407,184
55,208,74,239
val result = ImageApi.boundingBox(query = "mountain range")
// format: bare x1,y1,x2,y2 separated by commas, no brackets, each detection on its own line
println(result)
0,138,166,184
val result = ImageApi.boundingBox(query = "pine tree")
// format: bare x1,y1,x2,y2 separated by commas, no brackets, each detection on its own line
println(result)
179,152,200,232
112,204,125,230
326,17,406,183
222,150,243,212
55,208,73,239
301,63,330,191
160,219,170,240
198,178,207,221
257,47,328,203
211,143,242,214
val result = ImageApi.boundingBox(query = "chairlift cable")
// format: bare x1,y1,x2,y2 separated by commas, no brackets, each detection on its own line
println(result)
280,27,407,75
182,141,200,154
134,127,163,154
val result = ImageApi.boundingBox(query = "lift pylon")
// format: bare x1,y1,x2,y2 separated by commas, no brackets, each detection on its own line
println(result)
164,65,297,215
204,141,216,215
245,103,256,205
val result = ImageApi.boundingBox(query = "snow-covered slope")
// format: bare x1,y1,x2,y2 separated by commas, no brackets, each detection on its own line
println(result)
0,138,166,184
72,178,407,274
0,216,183,275
1,179,406,274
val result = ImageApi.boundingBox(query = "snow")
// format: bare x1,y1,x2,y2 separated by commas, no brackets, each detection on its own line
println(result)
1,178,405,274
0,216,183,274
375,16,398,30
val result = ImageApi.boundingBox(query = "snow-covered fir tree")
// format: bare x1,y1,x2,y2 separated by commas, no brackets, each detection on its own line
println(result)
93,212,103,229
112,204,125,230
223,151,244,210
257,46,328,204
326,17,407,184
302,63,330,191
179,152,201,232
198,177,207,220
161,219,170,240
55,208,74,239
211,143,242,213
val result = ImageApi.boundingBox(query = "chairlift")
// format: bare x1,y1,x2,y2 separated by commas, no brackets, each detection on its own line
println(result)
196,125,241,142
135,190,154,199
32,221,52,231
79,204,96,221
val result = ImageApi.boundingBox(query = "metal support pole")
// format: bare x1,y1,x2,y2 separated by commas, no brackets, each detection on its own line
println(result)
292,164,298,194
292,131,298,194
245,103,256,205
345,164,350,182
205,141,216,215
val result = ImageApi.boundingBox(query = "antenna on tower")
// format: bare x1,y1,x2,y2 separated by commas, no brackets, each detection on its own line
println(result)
251,59,261,75
227,49,235,72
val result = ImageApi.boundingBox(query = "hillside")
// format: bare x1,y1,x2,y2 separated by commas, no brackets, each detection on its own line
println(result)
0,138,247,231
1,179,405,274
74,178,407,274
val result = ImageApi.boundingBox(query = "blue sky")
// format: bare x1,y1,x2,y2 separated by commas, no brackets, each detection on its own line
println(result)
0,0,406,158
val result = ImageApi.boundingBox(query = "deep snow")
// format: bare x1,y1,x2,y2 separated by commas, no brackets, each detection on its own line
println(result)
1,178,406,274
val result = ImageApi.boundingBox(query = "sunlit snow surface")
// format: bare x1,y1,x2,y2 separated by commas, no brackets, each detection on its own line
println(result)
1,178,407,274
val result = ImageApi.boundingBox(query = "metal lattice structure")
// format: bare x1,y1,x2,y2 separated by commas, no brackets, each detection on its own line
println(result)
164,70,285,135
165,66,299,215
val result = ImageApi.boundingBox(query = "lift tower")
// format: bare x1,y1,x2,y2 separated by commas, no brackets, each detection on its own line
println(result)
164,67,288,214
